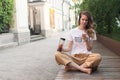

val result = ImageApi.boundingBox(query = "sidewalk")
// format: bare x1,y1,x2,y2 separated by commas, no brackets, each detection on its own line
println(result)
0,31,120,80
0,31,66,80
55,40,120,80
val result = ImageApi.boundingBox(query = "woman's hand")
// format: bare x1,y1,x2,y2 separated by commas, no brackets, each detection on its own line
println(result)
82,34,93,51
82,34,87,42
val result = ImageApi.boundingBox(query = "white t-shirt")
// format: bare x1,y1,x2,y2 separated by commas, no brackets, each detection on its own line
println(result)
68,27,96,54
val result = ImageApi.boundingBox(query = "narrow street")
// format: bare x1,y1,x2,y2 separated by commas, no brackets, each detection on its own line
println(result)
1,31,120,80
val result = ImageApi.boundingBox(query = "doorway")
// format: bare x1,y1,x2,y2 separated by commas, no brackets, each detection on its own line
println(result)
29,7,41,35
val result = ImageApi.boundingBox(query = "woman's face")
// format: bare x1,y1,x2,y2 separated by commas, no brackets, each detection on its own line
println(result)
80,14,88,28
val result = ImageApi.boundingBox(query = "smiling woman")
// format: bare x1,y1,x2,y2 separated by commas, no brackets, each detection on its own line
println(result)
55,11,102,74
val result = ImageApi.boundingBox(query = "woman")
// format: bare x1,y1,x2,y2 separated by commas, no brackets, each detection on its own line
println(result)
55,11,102,74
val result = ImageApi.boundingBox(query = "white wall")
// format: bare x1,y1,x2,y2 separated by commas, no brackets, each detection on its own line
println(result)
55,9,62,31
13,0,30,45
14,0,29,32
46,0,73,31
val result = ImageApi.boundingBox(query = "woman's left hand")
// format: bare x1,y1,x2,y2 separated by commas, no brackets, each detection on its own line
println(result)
82,34,87,42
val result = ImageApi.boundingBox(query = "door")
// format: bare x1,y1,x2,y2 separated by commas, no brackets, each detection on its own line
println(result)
29,6,41,35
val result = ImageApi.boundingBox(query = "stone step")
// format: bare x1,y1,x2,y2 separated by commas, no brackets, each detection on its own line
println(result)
0,42,18,50
0,33,18,50
30,35,45,42
0,33,15,44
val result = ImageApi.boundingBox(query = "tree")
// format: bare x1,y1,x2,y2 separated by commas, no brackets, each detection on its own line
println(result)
72,0,82,26
74,0,120,34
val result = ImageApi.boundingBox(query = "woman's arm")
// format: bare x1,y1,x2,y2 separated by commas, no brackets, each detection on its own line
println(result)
82,34,93,51
85,40,93,51
62,41,73,52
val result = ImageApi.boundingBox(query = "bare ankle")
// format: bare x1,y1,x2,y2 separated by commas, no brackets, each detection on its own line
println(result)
80,63,89,68
79,66,91,74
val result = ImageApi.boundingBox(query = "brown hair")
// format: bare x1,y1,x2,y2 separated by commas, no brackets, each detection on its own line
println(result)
78,11,93,30
91,22,97,29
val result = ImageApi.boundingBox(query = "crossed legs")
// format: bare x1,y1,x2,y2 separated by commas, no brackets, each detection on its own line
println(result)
65,61,91,74
65,53,102,74
55,52,102,74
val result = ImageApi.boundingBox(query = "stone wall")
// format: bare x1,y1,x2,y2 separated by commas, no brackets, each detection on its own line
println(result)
0,33,18,49
97,34,120,56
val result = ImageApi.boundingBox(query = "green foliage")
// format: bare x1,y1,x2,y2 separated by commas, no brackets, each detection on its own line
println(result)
72,1,81,26
0,0,14,33
73,0,120,35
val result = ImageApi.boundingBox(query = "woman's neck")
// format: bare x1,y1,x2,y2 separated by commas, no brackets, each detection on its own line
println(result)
78,25,85,30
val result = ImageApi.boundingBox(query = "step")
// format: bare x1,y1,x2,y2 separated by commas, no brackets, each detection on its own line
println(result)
0,33,15,44
30,35,45,42
0,42,18,50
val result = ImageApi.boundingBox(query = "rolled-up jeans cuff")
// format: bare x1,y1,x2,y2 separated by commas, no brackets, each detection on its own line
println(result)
65,61,72,66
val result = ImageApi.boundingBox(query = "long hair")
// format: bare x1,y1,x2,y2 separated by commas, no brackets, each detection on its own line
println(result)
78,11,93,30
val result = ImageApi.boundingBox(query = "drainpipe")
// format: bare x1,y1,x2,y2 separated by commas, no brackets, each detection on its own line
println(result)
62,0,64,31
69,1,71,30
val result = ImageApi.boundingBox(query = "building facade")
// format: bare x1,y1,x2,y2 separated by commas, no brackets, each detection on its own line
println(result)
9,0,74,45
46,0,74,31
